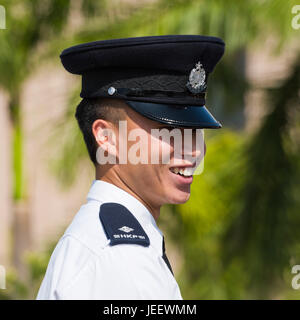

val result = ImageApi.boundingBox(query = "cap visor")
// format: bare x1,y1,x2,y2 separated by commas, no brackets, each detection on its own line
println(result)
126,100,222,129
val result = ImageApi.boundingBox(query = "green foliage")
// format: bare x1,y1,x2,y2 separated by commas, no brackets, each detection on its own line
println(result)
1,0,299,300
37,0,300,299
0,240,57,300
160,129,247,299
222,58,300,298
0,0,72,93
12,110,23,200
70,0,298,52
160,60,300,299
48,86,92,187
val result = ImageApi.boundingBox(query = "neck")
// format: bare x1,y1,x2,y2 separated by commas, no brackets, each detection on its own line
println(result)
95,166,161,221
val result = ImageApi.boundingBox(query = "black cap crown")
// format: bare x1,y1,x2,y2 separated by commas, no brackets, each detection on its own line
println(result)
60,35,225,128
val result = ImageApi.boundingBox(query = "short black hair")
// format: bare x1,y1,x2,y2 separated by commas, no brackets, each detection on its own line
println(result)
75,98,126,164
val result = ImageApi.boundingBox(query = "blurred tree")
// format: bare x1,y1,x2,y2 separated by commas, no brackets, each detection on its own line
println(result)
0,238,58,300
0,0,70,277
164,60,300,299
1,0,299,299
49,0,300,299
159,129,247,299
0,0,115,276
222,58,300,299
52,0,298,184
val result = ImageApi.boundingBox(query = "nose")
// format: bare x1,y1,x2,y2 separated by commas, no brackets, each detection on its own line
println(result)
180,128,205,160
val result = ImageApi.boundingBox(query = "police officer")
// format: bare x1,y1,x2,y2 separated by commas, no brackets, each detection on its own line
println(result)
36,35,225,300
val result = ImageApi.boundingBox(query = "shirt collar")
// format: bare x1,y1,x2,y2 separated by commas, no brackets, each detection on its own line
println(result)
87,179,163,238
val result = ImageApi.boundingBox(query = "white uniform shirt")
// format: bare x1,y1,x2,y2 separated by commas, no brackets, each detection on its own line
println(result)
36,180,183,300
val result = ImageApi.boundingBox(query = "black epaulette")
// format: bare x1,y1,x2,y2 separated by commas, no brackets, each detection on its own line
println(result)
99,203,150,247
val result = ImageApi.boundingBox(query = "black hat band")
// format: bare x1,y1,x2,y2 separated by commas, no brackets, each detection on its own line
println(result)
82,70,208,105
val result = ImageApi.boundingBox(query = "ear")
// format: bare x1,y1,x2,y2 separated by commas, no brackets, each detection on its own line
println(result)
92,119,117,152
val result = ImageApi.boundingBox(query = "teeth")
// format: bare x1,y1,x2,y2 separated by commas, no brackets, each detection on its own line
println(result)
170,167,193,177
183,167,194,176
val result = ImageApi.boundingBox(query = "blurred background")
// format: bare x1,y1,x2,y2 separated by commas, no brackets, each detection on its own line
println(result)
0,0,299,299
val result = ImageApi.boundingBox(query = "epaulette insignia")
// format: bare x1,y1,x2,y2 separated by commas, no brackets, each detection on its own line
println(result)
99,202,150,247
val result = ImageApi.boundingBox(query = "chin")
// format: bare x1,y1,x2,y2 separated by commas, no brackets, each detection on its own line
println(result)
168,189,191,204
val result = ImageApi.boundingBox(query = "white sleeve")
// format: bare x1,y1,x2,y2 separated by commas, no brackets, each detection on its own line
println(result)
37,235,181,300
36,235,96,300
56,244,181,300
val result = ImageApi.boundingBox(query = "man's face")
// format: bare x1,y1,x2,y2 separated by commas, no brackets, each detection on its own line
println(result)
111,105,205,210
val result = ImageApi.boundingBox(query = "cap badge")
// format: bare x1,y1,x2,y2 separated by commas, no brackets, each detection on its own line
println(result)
186,61,207,94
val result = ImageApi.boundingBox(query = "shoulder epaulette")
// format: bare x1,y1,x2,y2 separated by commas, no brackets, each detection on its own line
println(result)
99,202,150,247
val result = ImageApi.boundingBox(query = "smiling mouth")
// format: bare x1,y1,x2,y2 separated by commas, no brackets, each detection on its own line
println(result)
169,166,194,177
